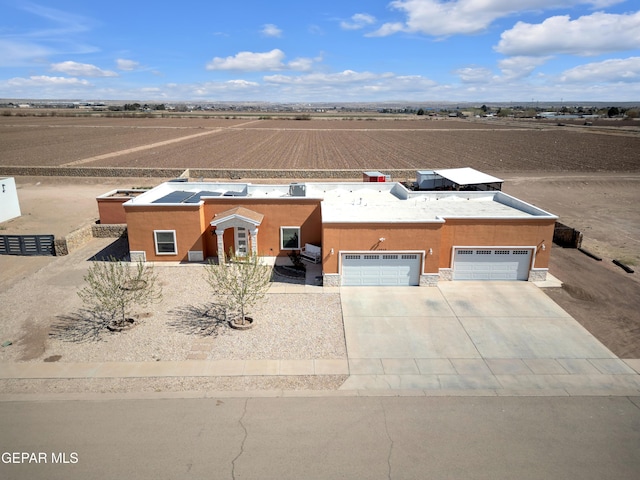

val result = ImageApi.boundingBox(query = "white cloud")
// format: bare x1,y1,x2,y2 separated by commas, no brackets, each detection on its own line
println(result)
161,80,262,99
262,70,437,100
454,66,495,83
50,61,118,77
0,40,51,67
206,49,319,72
366,22,405,37
265,70,393,85
341,13,377,30
369,0,627,37
2,3,99,63
116,59,140,71
560,57,640,83
287,57,315,72
498,56,551,79
496,12,640,56
6,75,91,87
19,3,93,36
264,70,437,94
261,24,282,37
454,62,547,85
206,49,286,71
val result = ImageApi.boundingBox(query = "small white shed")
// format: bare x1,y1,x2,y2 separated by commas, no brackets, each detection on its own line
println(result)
0,177,22,223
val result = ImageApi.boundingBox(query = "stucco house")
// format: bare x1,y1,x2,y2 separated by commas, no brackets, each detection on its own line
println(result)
97,173,557,286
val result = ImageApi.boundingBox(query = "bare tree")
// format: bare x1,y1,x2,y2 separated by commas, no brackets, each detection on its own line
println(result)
78,258,162,329
204,250,272,326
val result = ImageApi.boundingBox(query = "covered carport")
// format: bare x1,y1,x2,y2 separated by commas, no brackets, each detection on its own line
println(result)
417,167,503,191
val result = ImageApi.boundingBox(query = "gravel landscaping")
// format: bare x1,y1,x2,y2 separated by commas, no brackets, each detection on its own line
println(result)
0,239,347,366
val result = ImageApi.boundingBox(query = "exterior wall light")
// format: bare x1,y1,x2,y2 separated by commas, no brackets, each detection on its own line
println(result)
330,248,334,255
379,237,386,242
428,248,433,255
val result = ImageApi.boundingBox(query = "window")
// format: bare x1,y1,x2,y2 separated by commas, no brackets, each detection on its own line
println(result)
154,230,177,255
280,227,300,250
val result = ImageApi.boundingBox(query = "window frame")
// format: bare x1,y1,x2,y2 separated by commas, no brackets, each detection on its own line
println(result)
280,226,301,250
154,230,177,255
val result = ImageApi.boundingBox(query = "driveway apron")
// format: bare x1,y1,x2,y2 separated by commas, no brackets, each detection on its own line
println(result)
339,282,636,393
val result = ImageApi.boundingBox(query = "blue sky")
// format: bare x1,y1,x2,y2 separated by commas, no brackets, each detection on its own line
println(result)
1,0,639,102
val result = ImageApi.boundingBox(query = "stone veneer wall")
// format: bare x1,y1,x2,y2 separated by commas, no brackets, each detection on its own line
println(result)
55,224,93,256
528,269,548,282
54,223,128,256
0,166,417,180
92,224,127,238
420,274,439,286
0,166,186,178
439,268,453,281
322,274,341,287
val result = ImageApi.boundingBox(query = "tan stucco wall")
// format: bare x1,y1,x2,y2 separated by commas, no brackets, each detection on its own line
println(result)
125,205,205,262
322,222,443,274
125,197,555,272
97,198,128,224
203,199,322,258
126,199,323,262
439,218,556,268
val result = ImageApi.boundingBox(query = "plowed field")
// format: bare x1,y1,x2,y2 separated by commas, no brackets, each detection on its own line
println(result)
1,116,638,172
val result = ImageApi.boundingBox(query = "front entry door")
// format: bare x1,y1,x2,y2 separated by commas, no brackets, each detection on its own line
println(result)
235,227,248,256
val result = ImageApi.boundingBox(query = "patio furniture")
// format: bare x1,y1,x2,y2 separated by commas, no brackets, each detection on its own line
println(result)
301,243,321,263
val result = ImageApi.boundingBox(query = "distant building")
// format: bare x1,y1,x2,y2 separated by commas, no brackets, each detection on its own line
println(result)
0,177,21,223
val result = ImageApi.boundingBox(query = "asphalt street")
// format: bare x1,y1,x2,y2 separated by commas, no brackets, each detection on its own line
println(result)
1,395,640,480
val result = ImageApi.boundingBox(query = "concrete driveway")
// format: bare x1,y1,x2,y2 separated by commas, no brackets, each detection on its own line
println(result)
339,282,634,391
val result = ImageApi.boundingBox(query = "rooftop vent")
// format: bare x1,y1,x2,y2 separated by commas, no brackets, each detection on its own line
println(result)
289,183,306,197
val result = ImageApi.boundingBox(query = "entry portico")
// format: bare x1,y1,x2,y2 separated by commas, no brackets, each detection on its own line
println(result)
210,206,264,258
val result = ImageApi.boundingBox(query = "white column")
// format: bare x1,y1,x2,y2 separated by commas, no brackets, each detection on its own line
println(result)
249,227,259,255
216,228,225,262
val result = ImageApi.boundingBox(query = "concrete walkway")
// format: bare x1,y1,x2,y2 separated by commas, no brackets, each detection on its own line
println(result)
1,277,640,397
1,357,639,397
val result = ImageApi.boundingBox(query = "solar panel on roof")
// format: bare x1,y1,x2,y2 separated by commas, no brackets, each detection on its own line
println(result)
152,191,195,203
184,191,222,203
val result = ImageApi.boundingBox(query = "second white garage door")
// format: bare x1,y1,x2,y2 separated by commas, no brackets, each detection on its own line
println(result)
342,253,421,286
453,248,532,280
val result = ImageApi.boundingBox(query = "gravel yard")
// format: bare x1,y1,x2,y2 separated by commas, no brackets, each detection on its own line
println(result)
0,239,347,365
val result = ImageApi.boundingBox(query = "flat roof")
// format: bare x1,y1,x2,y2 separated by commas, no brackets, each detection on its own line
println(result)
433,167,503,185
124,180,556,222
318,187,554,223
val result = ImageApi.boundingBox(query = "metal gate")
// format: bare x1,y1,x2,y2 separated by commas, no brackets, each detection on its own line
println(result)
0,235,55,256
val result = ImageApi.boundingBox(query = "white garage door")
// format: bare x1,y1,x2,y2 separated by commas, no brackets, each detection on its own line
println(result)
342,253,421,286
453,248,532,281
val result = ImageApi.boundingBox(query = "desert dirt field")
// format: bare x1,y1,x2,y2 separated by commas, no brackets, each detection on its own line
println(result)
2,115,639,171
0,115,639,360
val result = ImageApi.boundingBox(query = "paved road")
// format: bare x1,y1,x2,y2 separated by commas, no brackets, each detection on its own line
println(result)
2,395,640,479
